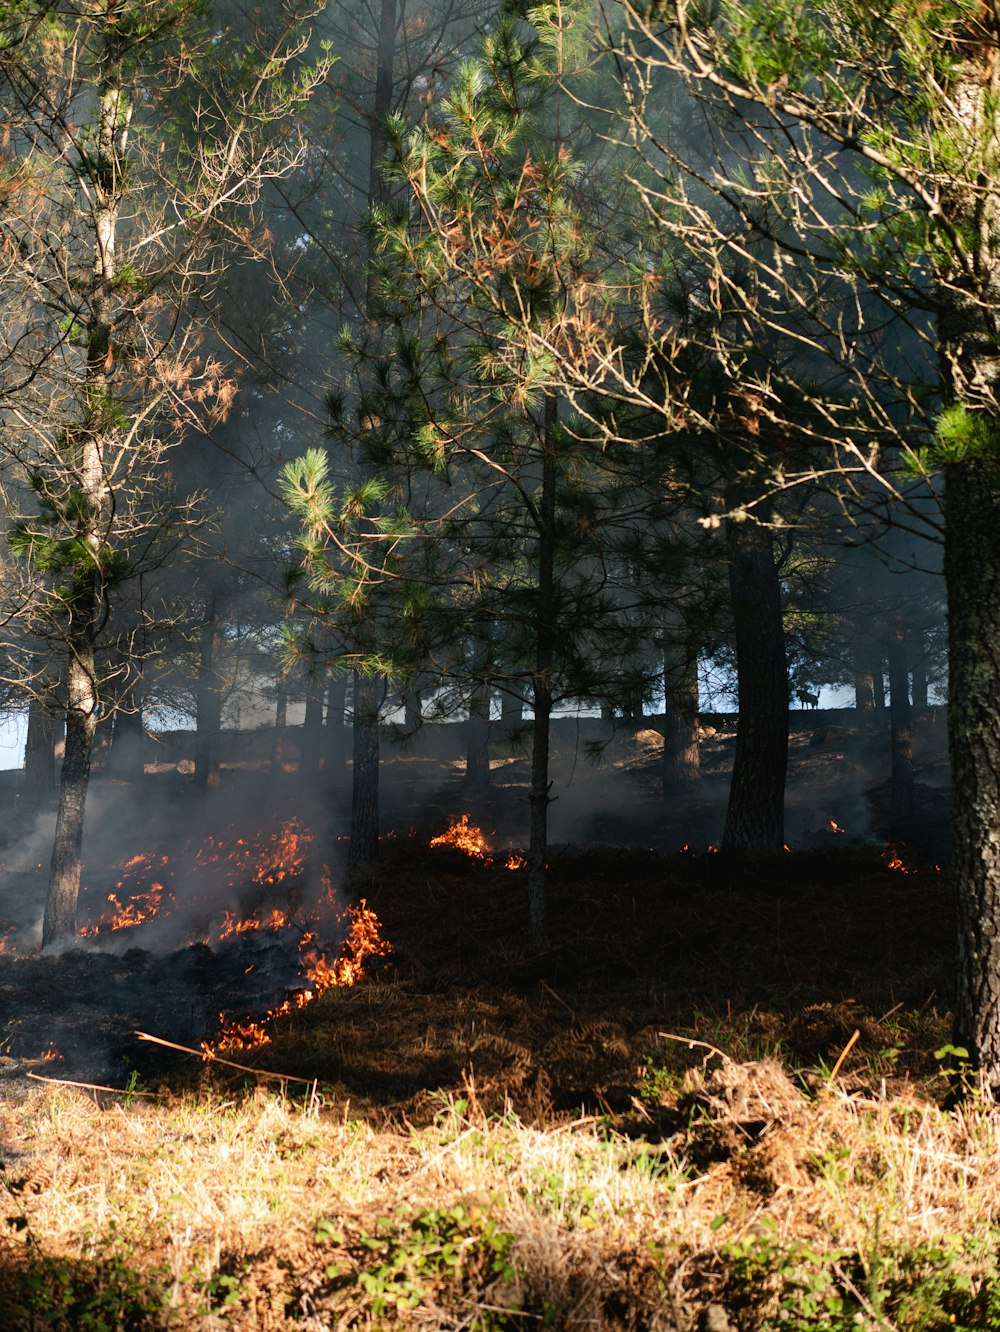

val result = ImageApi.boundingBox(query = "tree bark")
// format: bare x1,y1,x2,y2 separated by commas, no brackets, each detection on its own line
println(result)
43,642,97,945
947,458,1000,1083
194,593,223,791
722,499,788,853
349,670,381,869
24,696,58,808
886,620,914,832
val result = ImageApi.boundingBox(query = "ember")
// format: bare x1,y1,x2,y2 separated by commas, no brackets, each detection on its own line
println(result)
829,819,845,834
430,814,491,859
505,853,527,870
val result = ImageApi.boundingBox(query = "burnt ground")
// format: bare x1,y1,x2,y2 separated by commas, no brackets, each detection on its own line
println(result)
0,711,954,1109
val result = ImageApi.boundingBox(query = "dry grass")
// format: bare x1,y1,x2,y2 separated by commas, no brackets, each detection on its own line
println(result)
3,1052,1000,1329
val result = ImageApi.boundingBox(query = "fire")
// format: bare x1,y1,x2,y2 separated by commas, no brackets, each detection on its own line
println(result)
210,900,392,1051
78,818,313,939
828,819,845,834
0,926,17,953
217,906,293,939
505,853,527,870
69,817,395,1057
430,815,491,859
37,1043,61,1062
884,850,912,874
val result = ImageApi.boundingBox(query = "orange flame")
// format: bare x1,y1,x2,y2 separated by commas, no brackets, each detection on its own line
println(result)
505,853,527,870
884,851,911,874
828,819,845,834
209,900,392,1052
430,815,491,859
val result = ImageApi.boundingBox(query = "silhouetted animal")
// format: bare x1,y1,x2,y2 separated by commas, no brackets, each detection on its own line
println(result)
796,688,819,709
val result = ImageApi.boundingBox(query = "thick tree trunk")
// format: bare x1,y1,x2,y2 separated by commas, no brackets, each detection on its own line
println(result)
43,647,97,945
528,397,558,948
722,501,788,853
662,617,700,791
194,594,223,791
349,670,380,869
947,459,1000,1084
886,620,914,832
24,696,58,808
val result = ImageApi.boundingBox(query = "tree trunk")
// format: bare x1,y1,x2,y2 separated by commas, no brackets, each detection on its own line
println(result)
402,682,422,736
662,615,700,791
722,499,788,853
910,629,928,710
326,673,348,770
42,28,122,944
500,685,522,740
947,458,1000,1083
195,594,223,791
271,677,288,773
854,656,875,718
108,671,144,783
301,679,324,776
886,620,914,832
528,396,558,948
349,670,380,869
870,655,887,715
465,676,491,789
24,696,58,808
43,644,97,945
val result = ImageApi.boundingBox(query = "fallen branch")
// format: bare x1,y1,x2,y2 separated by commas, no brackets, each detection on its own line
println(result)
828,1029,861,1085
135,1030,318,1086
27,1072,159,1098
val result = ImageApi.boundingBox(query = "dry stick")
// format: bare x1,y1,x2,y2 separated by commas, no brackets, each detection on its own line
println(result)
134,1031,317,1085
27,1072,159,1098
657,1031,729,1063
828,1029,861,1086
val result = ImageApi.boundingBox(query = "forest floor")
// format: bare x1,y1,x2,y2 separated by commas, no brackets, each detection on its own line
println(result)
2,712,990,1331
